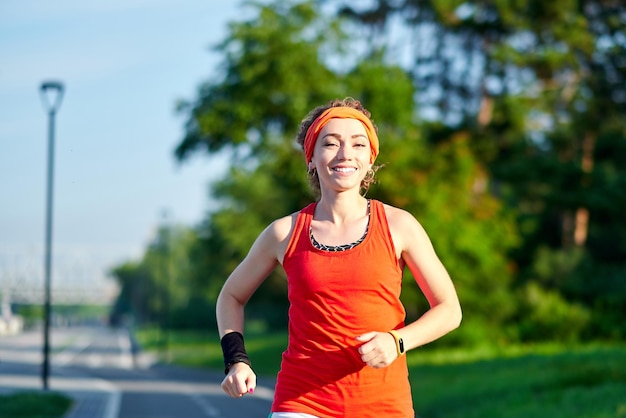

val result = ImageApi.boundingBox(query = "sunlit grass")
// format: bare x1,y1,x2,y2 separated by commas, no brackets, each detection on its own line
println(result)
408,344,626,418
135,328,626,418
135,326,286,375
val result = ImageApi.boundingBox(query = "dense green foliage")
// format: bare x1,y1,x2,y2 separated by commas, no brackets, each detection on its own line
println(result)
0,391,72,418
111,0,626,345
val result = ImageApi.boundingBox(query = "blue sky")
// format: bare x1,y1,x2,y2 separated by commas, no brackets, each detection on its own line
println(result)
0,1,244,302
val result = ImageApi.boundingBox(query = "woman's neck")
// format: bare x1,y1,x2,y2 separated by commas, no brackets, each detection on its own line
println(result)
315,192,368,225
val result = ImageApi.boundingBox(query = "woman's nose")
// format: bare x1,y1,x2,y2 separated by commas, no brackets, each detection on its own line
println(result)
337,145,353,160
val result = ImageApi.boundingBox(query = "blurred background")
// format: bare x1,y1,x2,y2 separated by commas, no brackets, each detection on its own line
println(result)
1,0,625,415
106,0,624,346
1,0,239,329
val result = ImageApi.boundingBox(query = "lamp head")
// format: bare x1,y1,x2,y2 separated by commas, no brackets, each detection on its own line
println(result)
39,80,65,113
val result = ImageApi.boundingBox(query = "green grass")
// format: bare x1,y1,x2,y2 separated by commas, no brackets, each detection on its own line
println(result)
0,391,73,418
407,344,626,418
136,328,626,418
135,326,287,375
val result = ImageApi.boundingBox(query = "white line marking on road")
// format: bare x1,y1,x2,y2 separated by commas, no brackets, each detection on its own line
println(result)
189,393,222,417
88,354,103,368
53,331,121,418
97,380,122,418
117,329,134,369
54,335,92,366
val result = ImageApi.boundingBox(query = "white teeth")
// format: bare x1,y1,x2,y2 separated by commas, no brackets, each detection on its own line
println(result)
333,167,356,173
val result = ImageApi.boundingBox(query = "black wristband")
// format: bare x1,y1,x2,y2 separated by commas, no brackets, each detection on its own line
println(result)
220,331,251,375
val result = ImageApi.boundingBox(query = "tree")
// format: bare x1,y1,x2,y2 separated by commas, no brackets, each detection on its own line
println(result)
337,0,626,338
112,0,626,342
110,223,206,329
172,0,519,342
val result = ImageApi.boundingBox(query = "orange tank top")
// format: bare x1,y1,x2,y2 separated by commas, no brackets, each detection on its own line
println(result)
271,200,414,417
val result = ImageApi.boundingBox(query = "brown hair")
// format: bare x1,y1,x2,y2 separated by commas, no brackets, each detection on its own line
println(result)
297,97,382,197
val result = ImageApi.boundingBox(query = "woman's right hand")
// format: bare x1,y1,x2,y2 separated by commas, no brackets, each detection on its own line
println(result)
221,362,257,398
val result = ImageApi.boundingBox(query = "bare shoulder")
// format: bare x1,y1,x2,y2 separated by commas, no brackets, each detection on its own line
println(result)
382,203,422,230
260,212,299,262
266,212,298,242
382,203,430,252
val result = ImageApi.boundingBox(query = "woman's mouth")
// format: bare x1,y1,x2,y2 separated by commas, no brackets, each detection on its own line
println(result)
332,167,357,174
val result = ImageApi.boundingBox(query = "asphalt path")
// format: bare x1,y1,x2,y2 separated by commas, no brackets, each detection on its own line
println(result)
0,325,274,418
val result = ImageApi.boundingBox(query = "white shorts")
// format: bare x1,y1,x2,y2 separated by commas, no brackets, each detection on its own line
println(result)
269,413,320,418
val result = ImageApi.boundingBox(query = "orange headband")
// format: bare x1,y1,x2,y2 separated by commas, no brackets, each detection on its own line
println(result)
304,107,379,164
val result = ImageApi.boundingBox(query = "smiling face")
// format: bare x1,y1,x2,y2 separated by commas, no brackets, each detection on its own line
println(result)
309,118,373,195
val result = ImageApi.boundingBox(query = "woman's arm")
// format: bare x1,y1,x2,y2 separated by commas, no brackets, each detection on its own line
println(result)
389,206,462,350
216,215,293,397
216,234,279,337
357,206,461,368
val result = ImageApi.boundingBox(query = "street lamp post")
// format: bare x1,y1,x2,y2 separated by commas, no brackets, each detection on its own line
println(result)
39,80,65,390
